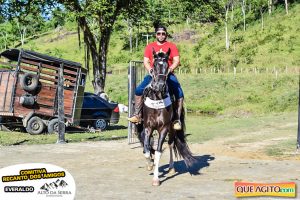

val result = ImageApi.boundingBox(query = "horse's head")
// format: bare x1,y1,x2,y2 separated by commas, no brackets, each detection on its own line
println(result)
150,48,171,93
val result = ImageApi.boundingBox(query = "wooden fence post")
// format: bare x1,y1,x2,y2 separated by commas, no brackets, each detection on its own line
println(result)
57,64,66,144
297,71,300,150
234,67,236,77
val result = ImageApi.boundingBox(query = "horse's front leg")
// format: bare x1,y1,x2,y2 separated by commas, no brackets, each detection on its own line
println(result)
143,127,154,171
152,126,168,186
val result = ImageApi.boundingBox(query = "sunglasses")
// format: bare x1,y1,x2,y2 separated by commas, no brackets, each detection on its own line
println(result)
156,32,166,36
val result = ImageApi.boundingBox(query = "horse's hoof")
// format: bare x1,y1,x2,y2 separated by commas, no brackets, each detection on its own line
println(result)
173,120,182,130
147,165,153,171
168,168,176,174
152,178,160,186
146,162,154,171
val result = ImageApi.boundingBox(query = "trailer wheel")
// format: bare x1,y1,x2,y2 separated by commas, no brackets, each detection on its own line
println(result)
47,118,59,134
93,118,108,131
26,116,45,135
20,73,39,92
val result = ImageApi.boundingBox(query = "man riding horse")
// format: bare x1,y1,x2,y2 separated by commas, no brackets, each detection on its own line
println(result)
128,25,184,130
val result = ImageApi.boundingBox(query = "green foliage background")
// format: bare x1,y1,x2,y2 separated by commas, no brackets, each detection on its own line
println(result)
0,1,299,115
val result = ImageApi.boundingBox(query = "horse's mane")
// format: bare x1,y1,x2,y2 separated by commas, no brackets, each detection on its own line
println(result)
157,52,166,57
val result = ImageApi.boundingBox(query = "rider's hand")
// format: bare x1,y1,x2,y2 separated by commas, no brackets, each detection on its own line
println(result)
168,67,174,74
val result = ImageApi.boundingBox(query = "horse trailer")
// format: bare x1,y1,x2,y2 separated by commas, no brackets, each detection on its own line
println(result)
0,49,87,134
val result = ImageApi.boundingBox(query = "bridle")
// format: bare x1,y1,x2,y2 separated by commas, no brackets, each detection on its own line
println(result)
151,59,171,83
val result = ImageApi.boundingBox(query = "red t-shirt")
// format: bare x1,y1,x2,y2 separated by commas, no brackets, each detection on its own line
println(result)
144,41,179,67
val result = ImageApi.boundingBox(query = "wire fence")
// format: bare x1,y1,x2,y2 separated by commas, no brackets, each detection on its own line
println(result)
174,66,300,76
109,66,300,76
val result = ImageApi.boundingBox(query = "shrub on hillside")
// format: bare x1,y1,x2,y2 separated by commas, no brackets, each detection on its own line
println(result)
109,53,131,64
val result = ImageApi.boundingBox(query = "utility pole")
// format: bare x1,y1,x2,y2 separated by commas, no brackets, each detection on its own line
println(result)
136,22,140,49
142,34,152,45
297,69,300,150
57,64,66,144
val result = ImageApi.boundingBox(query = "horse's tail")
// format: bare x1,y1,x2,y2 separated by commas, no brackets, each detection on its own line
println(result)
173,110,196,168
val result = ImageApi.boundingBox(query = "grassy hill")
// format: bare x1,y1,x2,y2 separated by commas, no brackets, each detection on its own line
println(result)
167,3,300,71
21,3,300,70
11,3,299,115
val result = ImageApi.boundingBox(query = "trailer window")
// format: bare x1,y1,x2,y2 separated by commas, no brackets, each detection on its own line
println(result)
80,74,86,86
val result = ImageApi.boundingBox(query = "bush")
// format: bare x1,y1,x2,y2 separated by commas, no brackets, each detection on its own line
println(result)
247,93,263,103
109,53,131,64
267,91,298,112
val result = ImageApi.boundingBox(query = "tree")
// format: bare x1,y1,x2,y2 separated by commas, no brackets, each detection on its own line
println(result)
59,0,144,94
1,0,144,93
285,0,289,15
0,23,12,50
252,0,268,30
222,0,231,50
268,0,273,15
241,0,246,31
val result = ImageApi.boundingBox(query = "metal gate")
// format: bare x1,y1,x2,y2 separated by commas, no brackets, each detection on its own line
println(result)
128,61,147,144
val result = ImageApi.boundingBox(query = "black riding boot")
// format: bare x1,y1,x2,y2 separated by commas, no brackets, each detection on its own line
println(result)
128,95,143,123
173,97,183,130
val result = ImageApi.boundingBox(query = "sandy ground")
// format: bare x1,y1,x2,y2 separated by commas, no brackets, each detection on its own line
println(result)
0,138,299,200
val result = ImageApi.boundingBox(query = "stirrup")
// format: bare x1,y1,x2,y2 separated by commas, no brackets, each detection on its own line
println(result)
128,115,141,123
173,120,182,130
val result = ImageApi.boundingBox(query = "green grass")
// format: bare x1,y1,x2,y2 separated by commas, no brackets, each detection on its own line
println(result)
179,73,298,115
0,112,297,159
186,112,297,144
265,138,297,156
96,72,299,116
0,131,127,146
0,113,129,146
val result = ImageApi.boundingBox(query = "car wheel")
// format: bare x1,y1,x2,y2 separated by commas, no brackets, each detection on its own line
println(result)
0,116,5,131
93,118,108,131
26,116,45,135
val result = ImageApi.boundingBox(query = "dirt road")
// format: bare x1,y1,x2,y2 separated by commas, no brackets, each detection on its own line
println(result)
0,139,299,200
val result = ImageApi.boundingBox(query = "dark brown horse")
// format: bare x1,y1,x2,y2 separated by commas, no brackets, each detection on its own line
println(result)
137,48,196,186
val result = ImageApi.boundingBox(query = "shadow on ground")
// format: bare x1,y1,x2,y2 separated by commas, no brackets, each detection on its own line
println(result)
157,154,215,185
106,125,127,130
66,125,127,133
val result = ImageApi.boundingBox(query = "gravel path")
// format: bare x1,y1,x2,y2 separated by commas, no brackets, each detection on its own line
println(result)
0,140,299,200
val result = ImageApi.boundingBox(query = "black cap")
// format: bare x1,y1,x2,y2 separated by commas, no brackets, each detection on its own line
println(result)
155,24,167,33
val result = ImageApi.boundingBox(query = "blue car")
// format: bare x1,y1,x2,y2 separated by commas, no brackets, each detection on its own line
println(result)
80,92,120,130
